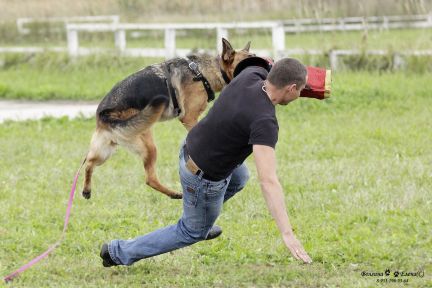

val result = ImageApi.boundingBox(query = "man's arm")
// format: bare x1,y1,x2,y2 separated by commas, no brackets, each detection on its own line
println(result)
253,144,312,264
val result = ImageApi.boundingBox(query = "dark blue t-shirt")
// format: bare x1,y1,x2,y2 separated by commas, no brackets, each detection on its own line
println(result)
186,66,279,180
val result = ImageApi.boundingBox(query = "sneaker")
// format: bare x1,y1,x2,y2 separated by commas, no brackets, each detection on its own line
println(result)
205,225,222,240
100,243,118,267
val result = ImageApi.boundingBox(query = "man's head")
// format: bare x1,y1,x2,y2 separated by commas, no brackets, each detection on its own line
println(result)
266,58,307,105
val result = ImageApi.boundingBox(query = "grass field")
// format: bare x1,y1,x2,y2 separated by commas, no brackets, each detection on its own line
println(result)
1,51,432,102
0,72,431,287
0,54,159,101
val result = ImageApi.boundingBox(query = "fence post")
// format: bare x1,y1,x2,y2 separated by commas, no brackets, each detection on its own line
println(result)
112,15,120,24
330,50,338,71
339,19,345,30
294,21,301,34
272,23,285,59
216,27,229,54
165,28,176,59
362,17,368,31
383,16,389,30
16,18,30,34
67,28,79,57
393,53,405,70
115,29,126,53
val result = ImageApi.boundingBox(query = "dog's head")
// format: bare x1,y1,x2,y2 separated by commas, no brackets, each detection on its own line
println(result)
220,38,255,81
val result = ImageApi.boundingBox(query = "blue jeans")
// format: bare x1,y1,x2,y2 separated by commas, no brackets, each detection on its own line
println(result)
108,145,250,265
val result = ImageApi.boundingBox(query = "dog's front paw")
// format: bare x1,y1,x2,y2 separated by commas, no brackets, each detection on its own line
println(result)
170,193,183,199
82,190,91,199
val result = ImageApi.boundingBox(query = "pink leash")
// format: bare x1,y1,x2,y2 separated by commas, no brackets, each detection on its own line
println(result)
3,159,86,283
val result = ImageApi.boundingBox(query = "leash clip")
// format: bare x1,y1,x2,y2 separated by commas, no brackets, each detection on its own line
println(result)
188,62,202,78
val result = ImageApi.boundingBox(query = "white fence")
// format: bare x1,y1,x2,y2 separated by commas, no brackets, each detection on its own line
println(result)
282,14,432,32
16,15,120,34
64,14,432,59
2,14,432,70
65,21,286,58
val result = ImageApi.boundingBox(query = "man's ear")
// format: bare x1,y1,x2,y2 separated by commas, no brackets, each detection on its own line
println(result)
243,41,251,52
286,84,296,92
222,38,235,63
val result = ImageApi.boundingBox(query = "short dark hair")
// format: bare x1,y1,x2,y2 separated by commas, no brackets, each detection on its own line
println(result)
267,58,307,89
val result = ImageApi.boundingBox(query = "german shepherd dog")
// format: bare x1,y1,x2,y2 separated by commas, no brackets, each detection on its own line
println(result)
82,38,254,200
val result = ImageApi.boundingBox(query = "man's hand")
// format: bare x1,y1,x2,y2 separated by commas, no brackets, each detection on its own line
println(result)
253,144,312,264
283,233,312,264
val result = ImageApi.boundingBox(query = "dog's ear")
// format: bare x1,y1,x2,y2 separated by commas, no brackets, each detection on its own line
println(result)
222,38,235,63
243,41,251,52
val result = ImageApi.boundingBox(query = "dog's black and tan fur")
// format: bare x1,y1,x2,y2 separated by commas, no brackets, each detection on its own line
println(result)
82,38,254,200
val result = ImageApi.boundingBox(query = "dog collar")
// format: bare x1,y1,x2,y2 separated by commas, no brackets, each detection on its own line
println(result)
220,68,231,85
217,55,231,84
185,57,215,102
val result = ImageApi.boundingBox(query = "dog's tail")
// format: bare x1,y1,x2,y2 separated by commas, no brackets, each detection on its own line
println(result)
98,95,169,126
80,154,88,169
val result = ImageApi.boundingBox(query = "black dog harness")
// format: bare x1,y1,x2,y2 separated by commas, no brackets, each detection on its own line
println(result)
162,57,221,117
185,57,215,103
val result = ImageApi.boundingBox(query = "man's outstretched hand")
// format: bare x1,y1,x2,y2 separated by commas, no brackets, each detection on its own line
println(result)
283,234,312,264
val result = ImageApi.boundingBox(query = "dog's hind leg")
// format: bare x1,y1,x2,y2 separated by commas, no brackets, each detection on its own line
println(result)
123,95,181,199
137,130,182,199
82,128,117,199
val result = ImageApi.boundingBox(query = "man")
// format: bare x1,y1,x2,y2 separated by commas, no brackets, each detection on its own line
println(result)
100,57,312,266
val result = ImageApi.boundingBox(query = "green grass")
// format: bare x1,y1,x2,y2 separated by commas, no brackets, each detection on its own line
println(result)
1,51,432,102
0,54,163,101
0,72,431,287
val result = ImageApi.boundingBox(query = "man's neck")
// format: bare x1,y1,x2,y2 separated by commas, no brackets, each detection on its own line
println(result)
263,80,278,105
